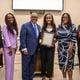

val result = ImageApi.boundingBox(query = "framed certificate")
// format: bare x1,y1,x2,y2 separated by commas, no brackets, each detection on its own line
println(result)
41,32,54,46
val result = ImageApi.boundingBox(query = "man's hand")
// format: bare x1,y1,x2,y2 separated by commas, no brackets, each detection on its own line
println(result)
23,49,28,55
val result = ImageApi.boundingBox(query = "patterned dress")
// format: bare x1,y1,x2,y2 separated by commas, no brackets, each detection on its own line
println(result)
57,24,76,71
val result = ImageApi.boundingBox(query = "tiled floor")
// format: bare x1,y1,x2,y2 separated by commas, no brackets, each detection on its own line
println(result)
0,52,80,80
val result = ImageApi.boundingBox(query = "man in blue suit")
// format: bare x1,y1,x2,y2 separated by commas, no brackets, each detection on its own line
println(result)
20,12,40,80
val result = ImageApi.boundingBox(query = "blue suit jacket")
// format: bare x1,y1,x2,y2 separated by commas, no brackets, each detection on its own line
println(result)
20,21,40,55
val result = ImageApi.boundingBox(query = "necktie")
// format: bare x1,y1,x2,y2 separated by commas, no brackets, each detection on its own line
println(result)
33,24,37,36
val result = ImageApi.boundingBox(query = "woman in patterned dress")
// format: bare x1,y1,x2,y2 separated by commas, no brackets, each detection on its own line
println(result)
57,13,76,80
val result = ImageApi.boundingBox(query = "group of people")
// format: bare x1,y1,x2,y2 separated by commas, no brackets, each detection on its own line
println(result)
0,12,80,80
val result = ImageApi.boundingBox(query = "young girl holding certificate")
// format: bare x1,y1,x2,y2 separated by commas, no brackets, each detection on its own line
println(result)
40,13,57,80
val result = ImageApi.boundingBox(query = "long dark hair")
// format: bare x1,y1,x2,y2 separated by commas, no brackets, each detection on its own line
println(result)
78,25,80,31
5,13,18,35
61,13,72,28
0,25,1,39
0,25,2,44
42,13,56,32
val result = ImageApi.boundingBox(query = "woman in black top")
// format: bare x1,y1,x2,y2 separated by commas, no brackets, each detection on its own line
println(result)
0,25,3,67
77,25,80,71
40,13,57,80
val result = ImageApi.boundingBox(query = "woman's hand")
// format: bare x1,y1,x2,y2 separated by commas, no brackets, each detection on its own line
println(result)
0,48,3,54
15,46,18,54
68,43,73,57
8,47,13,56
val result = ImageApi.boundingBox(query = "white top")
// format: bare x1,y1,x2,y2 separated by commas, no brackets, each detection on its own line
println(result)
46,27,53,32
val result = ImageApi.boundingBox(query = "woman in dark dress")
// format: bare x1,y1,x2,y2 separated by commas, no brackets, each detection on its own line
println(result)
77,25,80,71
40,13,57,80
0,25,3,68
57,13,76,80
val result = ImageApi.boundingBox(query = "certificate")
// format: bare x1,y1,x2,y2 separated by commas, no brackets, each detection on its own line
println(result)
41,32,54,46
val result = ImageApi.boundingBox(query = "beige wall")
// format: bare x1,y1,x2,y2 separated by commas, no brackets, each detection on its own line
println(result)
0,0,80,32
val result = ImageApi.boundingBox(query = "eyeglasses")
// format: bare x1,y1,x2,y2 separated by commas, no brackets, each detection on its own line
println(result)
63,16,68,18
31,16,38,18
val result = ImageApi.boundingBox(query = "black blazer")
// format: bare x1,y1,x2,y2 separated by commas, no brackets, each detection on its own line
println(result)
0,26,3,48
